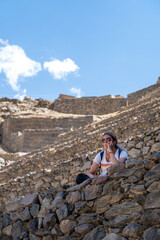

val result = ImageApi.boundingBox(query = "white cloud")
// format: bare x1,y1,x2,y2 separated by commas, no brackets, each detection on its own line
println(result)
14,89,27,101
44,58,79,80
0,39,42,91
0,38,8,45
70,87,82,98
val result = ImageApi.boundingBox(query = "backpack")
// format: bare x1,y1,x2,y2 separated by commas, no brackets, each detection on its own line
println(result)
100,148,122,161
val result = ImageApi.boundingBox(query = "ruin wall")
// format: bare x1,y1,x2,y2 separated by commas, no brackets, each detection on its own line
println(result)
0,127,159,205
51,97,127,115
2,116,93,152
127,82,160,104
50,82,160,115
0,148,160,239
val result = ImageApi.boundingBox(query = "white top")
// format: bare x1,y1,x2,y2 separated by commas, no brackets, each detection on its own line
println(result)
93,149,128,176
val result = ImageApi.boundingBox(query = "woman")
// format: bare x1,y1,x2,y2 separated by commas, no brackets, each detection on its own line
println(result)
76,131,128,184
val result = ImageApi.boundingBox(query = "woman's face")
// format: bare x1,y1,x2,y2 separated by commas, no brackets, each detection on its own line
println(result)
102,134,116,149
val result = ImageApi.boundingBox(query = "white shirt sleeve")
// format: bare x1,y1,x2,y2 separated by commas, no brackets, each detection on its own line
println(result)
119,150,128,160
93,152,102,165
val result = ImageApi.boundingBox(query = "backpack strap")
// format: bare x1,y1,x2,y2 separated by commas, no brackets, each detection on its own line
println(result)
100,151,104,161
118,148,122,159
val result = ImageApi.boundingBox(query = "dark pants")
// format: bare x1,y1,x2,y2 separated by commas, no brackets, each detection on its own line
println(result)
76,173,90,184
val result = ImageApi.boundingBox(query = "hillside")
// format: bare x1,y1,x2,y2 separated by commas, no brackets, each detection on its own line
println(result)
0,82,160,239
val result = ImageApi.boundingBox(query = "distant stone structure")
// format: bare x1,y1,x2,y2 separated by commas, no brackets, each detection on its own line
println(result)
0,81,160,153
2,116,93,152
59,94,76,99
157,76,160,83
51,96,127,115
50,81,160,115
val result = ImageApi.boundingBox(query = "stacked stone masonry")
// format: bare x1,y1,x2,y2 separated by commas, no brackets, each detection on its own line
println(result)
51,82,160,115
0,90,159,203
0,150,160,239
2,116,93,152
51,97,127,115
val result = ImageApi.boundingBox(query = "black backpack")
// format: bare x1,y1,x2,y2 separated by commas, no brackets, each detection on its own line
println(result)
100,148,122,161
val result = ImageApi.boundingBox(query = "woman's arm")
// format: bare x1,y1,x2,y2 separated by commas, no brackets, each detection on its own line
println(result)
109,152,127,164
87,162,99,178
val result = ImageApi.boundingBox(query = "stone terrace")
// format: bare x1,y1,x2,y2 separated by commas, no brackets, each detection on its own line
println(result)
0,84,160,239
0,152,160,239
0,91,159,204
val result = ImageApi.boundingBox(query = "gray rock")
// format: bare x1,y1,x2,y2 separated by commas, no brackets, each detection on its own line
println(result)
51,227,63,236
29,219,38,233
112,168,145,180
146,140,155,147
30,204,40,218
59,236,74,240
66,191,81,204
2,225,12,236
43,213,57,228
144,191,160,209
29,233,41,240
93,176,110,185
107,164,125,176
84,185,103,201
20,194,38,207
140,210,160,225
147,152,160,161
143,227,160,240
104,201,142,220
50,196,65,211
60,219,77,234
82,226,106,240
66,178,92,192
11,220,23,239
125,159,144,168
143,160,156,170
42,236,53,240
136,141,143,149
74,201,91,214
34,228,51,236
95,192,122,214
81,161,91,171
151,142,160,153
76,213,104,225
3,213,11,227
75,224,94,235
144,163,160,181
127,141,135,148
107,212,141,228
129,185,146,195
20,207,32,221
56,204,69,222
142,146,150,155
156,133,160,141
102,233,127,240
10,212,19,222
5,198,21,212
122,223,143,237
128,148,141,158
147,181,160,192
103,181,121,194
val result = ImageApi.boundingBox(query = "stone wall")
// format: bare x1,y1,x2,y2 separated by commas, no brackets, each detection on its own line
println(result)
2,116,93,152
127,82,160,104
49,82,160,115
51,97,127,115
0,152,160,239
0,127,159,207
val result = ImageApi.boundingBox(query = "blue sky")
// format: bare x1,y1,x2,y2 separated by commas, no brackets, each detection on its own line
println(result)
0,0,160,100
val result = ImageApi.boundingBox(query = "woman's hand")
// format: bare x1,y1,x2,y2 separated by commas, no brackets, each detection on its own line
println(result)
104,142,112,153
